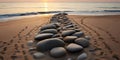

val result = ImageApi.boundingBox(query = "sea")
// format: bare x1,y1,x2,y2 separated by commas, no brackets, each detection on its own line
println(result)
0,2,120,21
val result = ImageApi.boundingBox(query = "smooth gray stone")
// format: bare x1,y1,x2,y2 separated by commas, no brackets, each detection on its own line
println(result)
72,32,84,37
75,29,81,32
62,30,76,37
75,38,89,48
64,36,77,43
50,47,66,57
54,23,61,27
77,53,87,60
67,58,73,60
27,40,33,46
29,47,36,52
57,27,62,31
64,25,74,28
34,33,53,41
67,28,76,30
36,38,65,52
40,29,57,34
33,52,45,59
66,43,83,53
40,24,57,30
52,34,60,38
85,36,91,40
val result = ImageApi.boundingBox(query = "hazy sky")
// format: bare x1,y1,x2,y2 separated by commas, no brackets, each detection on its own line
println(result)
0,0,120,2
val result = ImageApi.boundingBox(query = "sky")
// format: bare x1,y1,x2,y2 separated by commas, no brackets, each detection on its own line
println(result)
0,0,120,2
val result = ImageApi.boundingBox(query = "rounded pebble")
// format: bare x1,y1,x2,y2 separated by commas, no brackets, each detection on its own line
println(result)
77,53,87,60
75,38,89,48
27,40,33,46
36,38,65,52
34,33,53,41
33,52,45,59
64,36,77,43
85,36,91,40
50,47,66,57
62,30,76,37
66,43,83,53
72,32,84,37
41,24,57,30
40,29,57,34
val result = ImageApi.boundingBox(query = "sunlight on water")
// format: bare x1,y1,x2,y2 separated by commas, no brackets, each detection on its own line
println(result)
0,2,120,14
44,2,48,11
0,2,120,21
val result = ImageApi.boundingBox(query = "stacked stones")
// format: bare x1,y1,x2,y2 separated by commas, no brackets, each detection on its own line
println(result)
27,13,90,60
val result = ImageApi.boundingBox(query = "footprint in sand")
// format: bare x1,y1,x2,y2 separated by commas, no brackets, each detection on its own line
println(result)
0,55,4,60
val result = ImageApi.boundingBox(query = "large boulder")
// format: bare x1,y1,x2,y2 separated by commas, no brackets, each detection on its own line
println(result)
36,38,65,52
34,33,53,41
40,29,58,34
66,43,83,53
72,32,84,37
64,36,77,43
50,47,66,57
62,30,76,37
40,24,57,30
77,53,87,60
75,38,89,48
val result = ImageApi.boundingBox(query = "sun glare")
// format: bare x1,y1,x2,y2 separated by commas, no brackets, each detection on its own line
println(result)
44,2,48,11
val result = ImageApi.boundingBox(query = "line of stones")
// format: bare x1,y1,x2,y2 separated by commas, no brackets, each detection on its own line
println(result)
27,13,90,60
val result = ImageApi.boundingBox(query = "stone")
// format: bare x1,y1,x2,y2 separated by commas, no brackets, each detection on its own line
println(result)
36,38,65,52
50,47,66,57
67,58,73,60
54,23,61,27
75,38,89,48
29,48,36,54
75,29,81,32
33,52,45,59
67,28,75,30
66,43,83,53
40,29,57,34
34,33,53,41
64,25,74,28
64,36,77,43
72,32,84,37
52,34,60,38
40,24,57,30
29,48,36,52
85,36,91,40
57,27,62,32
27,40,33,46
77,53,87,60
62,30,76,37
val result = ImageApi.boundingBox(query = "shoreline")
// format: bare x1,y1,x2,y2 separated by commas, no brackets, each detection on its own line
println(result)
0,14,120,22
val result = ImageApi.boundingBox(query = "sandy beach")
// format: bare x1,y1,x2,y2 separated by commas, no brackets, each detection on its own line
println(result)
0,15,120,60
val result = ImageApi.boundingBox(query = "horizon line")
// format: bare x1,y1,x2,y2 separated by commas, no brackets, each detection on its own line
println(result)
0,1,120,3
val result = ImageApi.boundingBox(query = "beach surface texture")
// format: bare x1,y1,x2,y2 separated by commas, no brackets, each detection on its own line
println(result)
0,13,120,60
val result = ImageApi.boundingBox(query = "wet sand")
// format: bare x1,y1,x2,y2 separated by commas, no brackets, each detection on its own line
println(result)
0,15,120,60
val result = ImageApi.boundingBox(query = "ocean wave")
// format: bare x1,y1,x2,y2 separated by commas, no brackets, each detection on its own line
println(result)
98,7,120,9
0,10,120,22
0,11,72,19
